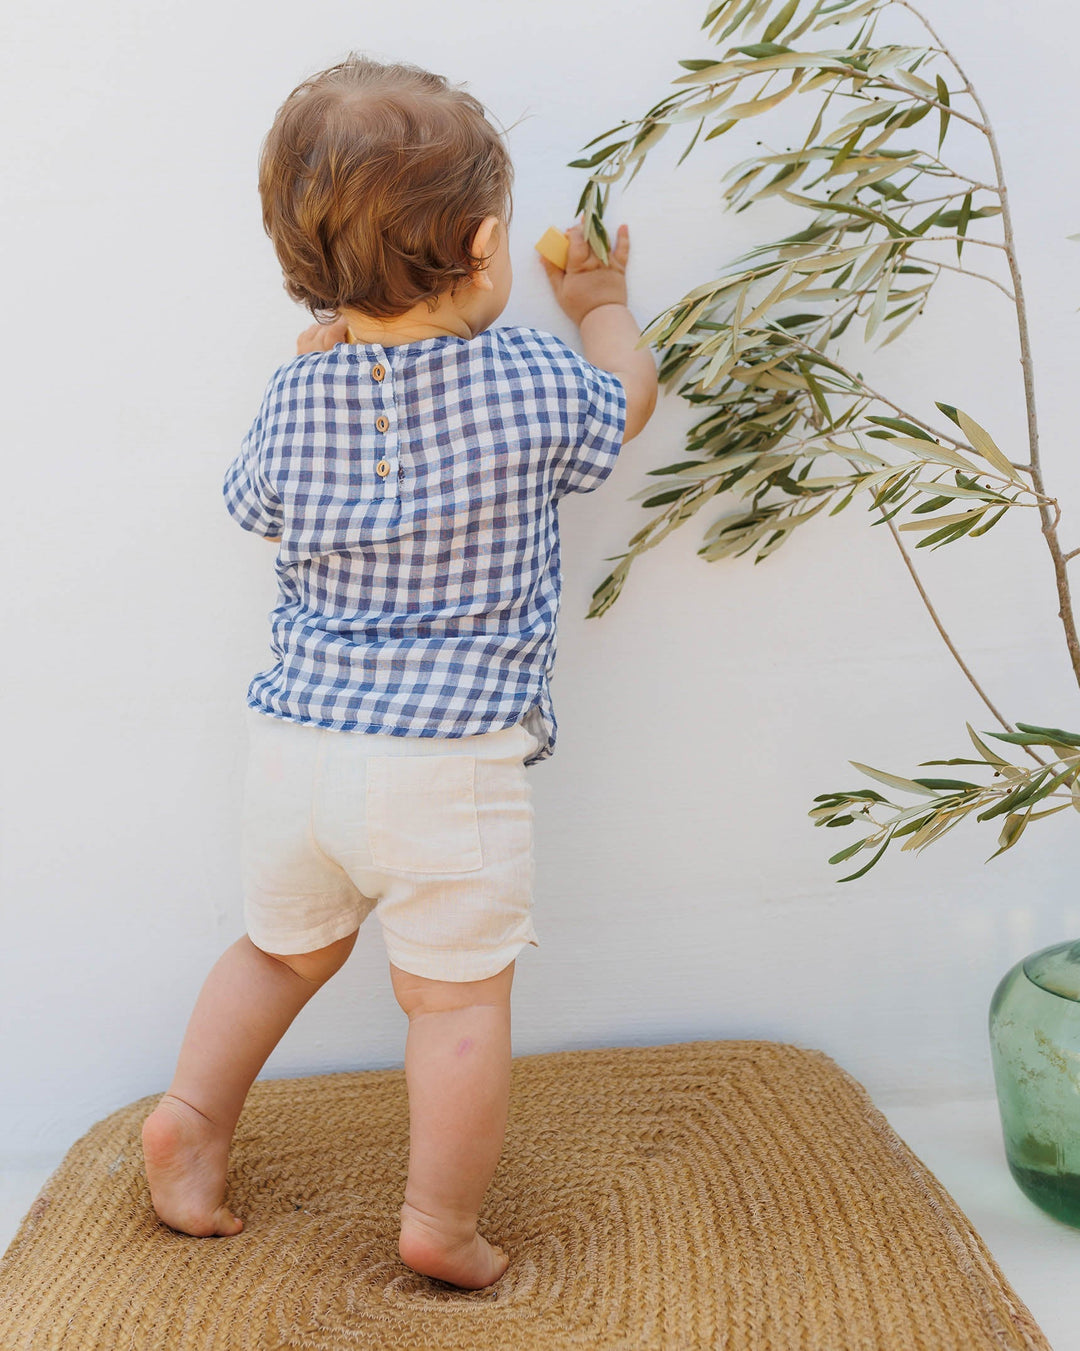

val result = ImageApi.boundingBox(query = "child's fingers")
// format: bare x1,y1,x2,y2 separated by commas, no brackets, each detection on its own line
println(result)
297,317,350,354
296,322,323,354
325,316,350,346
565,223,593,271
566,219,629,271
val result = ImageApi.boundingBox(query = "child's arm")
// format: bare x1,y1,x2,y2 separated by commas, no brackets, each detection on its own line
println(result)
539,222,657,442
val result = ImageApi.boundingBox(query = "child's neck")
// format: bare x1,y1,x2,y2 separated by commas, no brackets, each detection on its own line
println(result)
340,303,479,348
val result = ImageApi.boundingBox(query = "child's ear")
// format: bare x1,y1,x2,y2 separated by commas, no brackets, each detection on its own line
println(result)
467,216,500,291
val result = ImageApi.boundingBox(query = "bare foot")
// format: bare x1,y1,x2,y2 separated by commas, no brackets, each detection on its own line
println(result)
141,1093,243,1237
398,1200,509,1289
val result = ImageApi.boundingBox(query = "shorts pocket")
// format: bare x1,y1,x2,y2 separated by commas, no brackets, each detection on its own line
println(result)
365,754,484,874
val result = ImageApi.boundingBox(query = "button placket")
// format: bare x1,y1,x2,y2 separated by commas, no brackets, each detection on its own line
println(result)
371,348,400,490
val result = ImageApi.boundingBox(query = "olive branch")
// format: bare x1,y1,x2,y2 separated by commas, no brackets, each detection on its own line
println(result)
569,0,1080,877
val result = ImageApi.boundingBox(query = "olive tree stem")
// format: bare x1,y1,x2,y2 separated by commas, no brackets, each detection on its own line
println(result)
883,518,1046,766
896,0,1080,693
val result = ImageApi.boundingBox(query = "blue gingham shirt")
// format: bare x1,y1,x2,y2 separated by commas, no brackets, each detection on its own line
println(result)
223,326,627,766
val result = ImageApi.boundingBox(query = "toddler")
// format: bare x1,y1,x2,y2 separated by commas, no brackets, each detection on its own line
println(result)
141,53,658,1291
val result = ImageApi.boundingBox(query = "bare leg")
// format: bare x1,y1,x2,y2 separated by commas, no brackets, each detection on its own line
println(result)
390,959,514,1289
142,931,357,1236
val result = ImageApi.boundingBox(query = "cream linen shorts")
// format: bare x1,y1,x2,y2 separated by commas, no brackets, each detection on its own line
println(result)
240,706,542,982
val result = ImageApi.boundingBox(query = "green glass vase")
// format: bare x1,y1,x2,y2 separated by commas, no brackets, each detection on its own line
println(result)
989,938,1080,1227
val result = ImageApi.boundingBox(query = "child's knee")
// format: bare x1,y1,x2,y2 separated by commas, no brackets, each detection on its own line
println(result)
256,930,358,984
390,960,515,1019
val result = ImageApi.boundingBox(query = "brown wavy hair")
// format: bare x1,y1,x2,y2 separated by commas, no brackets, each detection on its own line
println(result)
258,55,515,321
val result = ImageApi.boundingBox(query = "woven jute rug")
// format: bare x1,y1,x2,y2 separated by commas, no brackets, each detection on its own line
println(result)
0,1041,1050,1351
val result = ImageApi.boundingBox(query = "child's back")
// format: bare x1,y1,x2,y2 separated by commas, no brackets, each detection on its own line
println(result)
143,52,657,1292
225,324,628,765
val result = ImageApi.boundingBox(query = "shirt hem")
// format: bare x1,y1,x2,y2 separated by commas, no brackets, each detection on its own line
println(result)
243,694,553,760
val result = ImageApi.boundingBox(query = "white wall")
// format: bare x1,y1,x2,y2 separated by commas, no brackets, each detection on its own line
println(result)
3,0,1079,1155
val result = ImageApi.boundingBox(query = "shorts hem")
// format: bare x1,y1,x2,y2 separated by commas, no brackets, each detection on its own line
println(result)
383,934,539,982
245,908,365,956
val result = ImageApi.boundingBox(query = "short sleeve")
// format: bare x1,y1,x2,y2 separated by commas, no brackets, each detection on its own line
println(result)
223,397,284,538
545,342,627,499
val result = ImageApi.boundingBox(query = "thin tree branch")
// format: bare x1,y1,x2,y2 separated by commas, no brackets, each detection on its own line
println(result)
893,0,1080,694
778,331,989,449
914,235,1008,251
778,338,1050,500
906,255,1015,301
902,192,985,206
883,517,1047,765
873,78,989,132
912,150,998,190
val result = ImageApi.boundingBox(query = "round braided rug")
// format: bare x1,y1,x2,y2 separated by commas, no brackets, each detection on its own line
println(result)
0,1040,1050,1350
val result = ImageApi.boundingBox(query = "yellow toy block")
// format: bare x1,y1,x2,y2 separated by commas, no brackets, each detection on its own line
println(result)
534,226,570,271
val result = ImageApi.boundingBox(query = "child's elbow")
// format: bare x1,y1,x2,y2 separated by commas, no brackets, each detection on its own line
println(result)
621,372,659,443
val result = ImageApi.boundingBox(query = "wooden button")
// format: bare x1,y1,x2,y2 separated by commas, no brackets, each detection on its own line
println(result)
372,364,386,381
376,459,391,478
375,415,390,433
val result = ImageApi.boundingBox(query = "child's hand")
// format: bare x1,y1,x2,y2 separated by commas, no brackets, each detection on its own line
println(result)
540,219,630,328
296,316,349,355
